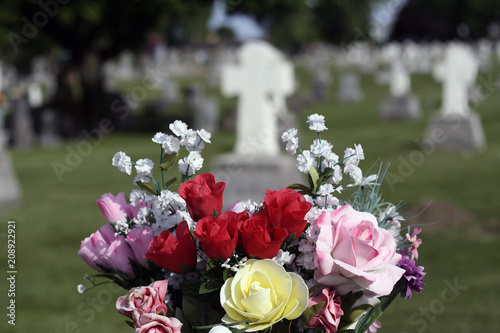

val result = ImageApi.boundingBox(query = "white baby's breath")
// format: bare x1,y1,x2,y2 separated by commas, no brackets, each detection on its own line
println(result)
296,150,317,173
197,129,212,143
178,151,204,176
135,158,154,174
112,151,132,175
152,132,167,144
162,135,181,154
306,113,327,132
169,120,188,137
129,189,145,206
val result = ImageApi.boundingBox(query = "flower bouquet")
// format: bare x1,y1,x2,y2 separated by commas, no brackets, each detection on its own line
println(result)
78,114,425,333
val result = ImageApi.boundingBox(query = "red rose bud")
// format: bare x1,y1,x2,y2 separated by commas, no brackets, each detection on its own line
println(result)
262,188,312,240
193,212,239,261
178,173,225,221
144,221,197,273
238,214,288,259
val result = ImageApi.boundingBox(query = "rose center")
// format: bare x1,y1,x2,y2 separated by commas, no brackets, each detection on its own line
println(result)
249,281,266,295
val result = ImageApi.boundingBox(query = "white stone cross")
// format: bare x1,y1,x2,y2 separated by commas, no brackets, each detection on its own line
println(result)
221,40,294,156
385,43,411,97
433,42,479,116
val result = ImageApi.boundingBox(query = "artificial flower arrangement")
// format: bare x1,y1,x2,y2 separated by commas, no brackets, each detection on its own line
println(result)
78,114,425,333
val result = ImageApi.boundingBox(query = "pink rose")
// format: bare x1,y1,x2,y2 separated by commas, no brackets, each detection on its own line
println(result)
134,313,182,333
314,205,405,297
116,280,169,318
126,226,155,267
307,287,343,333
79,224,137,276
102,235,136,276
97,192,133,224
78,224,117,272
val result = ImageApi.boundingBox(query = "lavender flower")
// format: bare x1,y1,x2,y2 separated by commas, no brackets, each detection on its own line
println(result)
397,251,426,298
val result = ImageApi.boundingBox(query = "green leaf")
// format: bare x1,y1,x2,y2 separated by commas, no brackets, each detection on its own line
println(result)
354,285,404,333
287,183,311,192
164,177,177,189
175,307,191,333
309,166,320,193
159,152,179,172
319,167,334,182
135,181,159,195
182,296,206,327
199,279,222,294
301,301,325,325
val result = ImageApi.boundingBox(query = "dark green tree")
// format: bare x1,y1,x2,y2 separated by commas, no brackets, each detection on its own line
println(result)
0,0,212,132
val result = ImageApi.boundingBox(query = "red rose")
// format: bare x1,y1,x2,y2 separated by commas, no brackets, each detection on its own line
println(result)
238,214,288,259
261,188,312,240
178,173,225,221
144,221,196,273
193,212,239,261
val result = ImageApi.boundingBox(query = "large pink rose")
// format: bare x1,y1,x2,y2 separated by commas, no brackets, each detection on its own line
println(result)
96,192,133,224
78,224,118,272
314,205,405,297
134,313,182,333
307,287,343,333
101,235,137,276
78,223,136,276
126,226,155,267
116,280,169,318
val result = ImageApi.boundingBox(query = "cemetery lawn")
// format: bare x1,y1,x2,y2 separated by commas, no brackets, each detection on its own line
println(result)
1,68,500,333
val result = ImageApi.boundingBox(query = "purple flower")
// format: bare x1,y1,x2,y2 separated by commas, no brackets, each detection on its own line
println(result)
396,251,426,298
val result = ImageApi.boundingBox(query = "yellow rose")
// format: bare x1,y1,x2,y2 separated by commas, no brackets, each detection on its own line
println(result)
220,259,309,332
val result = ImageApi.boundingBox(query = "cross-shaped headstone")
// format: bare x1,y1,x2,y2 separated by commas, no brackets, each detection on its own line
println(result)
433,42,479,116
221,40,294,156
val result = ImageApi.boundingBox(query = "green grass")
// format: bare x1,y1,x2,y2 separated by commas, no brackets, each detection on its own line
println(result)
1,63,500,333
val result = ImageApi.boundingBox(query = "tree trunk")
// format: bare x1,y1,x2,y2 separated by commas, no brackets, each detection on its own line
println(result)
79,51,107,131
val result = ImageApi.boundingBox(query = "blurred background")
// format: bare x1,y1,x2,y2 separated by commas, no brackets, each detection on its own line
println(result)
0,0,499,332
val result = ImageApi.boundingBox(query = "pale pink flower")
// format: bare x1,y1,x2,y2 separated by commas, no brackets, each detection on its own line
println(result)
314,205,405,297
96,192,132,224
126,226,155,267
406,227,422,260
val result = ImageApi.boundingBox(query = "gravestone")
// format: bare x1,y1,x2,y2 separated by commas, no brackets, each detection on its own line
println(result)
425,42,485,150
337,72,363,103
28,82,44,109
220,40,294,155
380,45,421,120
194,96,219,133
39,108,61,147
213,40,301,208
0,103,22,211
160,78,180,105
11,95,35,149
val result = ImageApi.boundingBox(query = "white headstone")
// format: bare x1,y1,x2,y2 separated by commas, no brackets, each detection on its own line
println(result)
221,40,294,156
390,59,411,97
194,96,219,133
28,82,44,108
433,42,479,116
161,79,180,105
425,42,485,150
338,72,363,103
40,108,61,147
12,95,35,149
214,41,301,208
0,88,22,210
